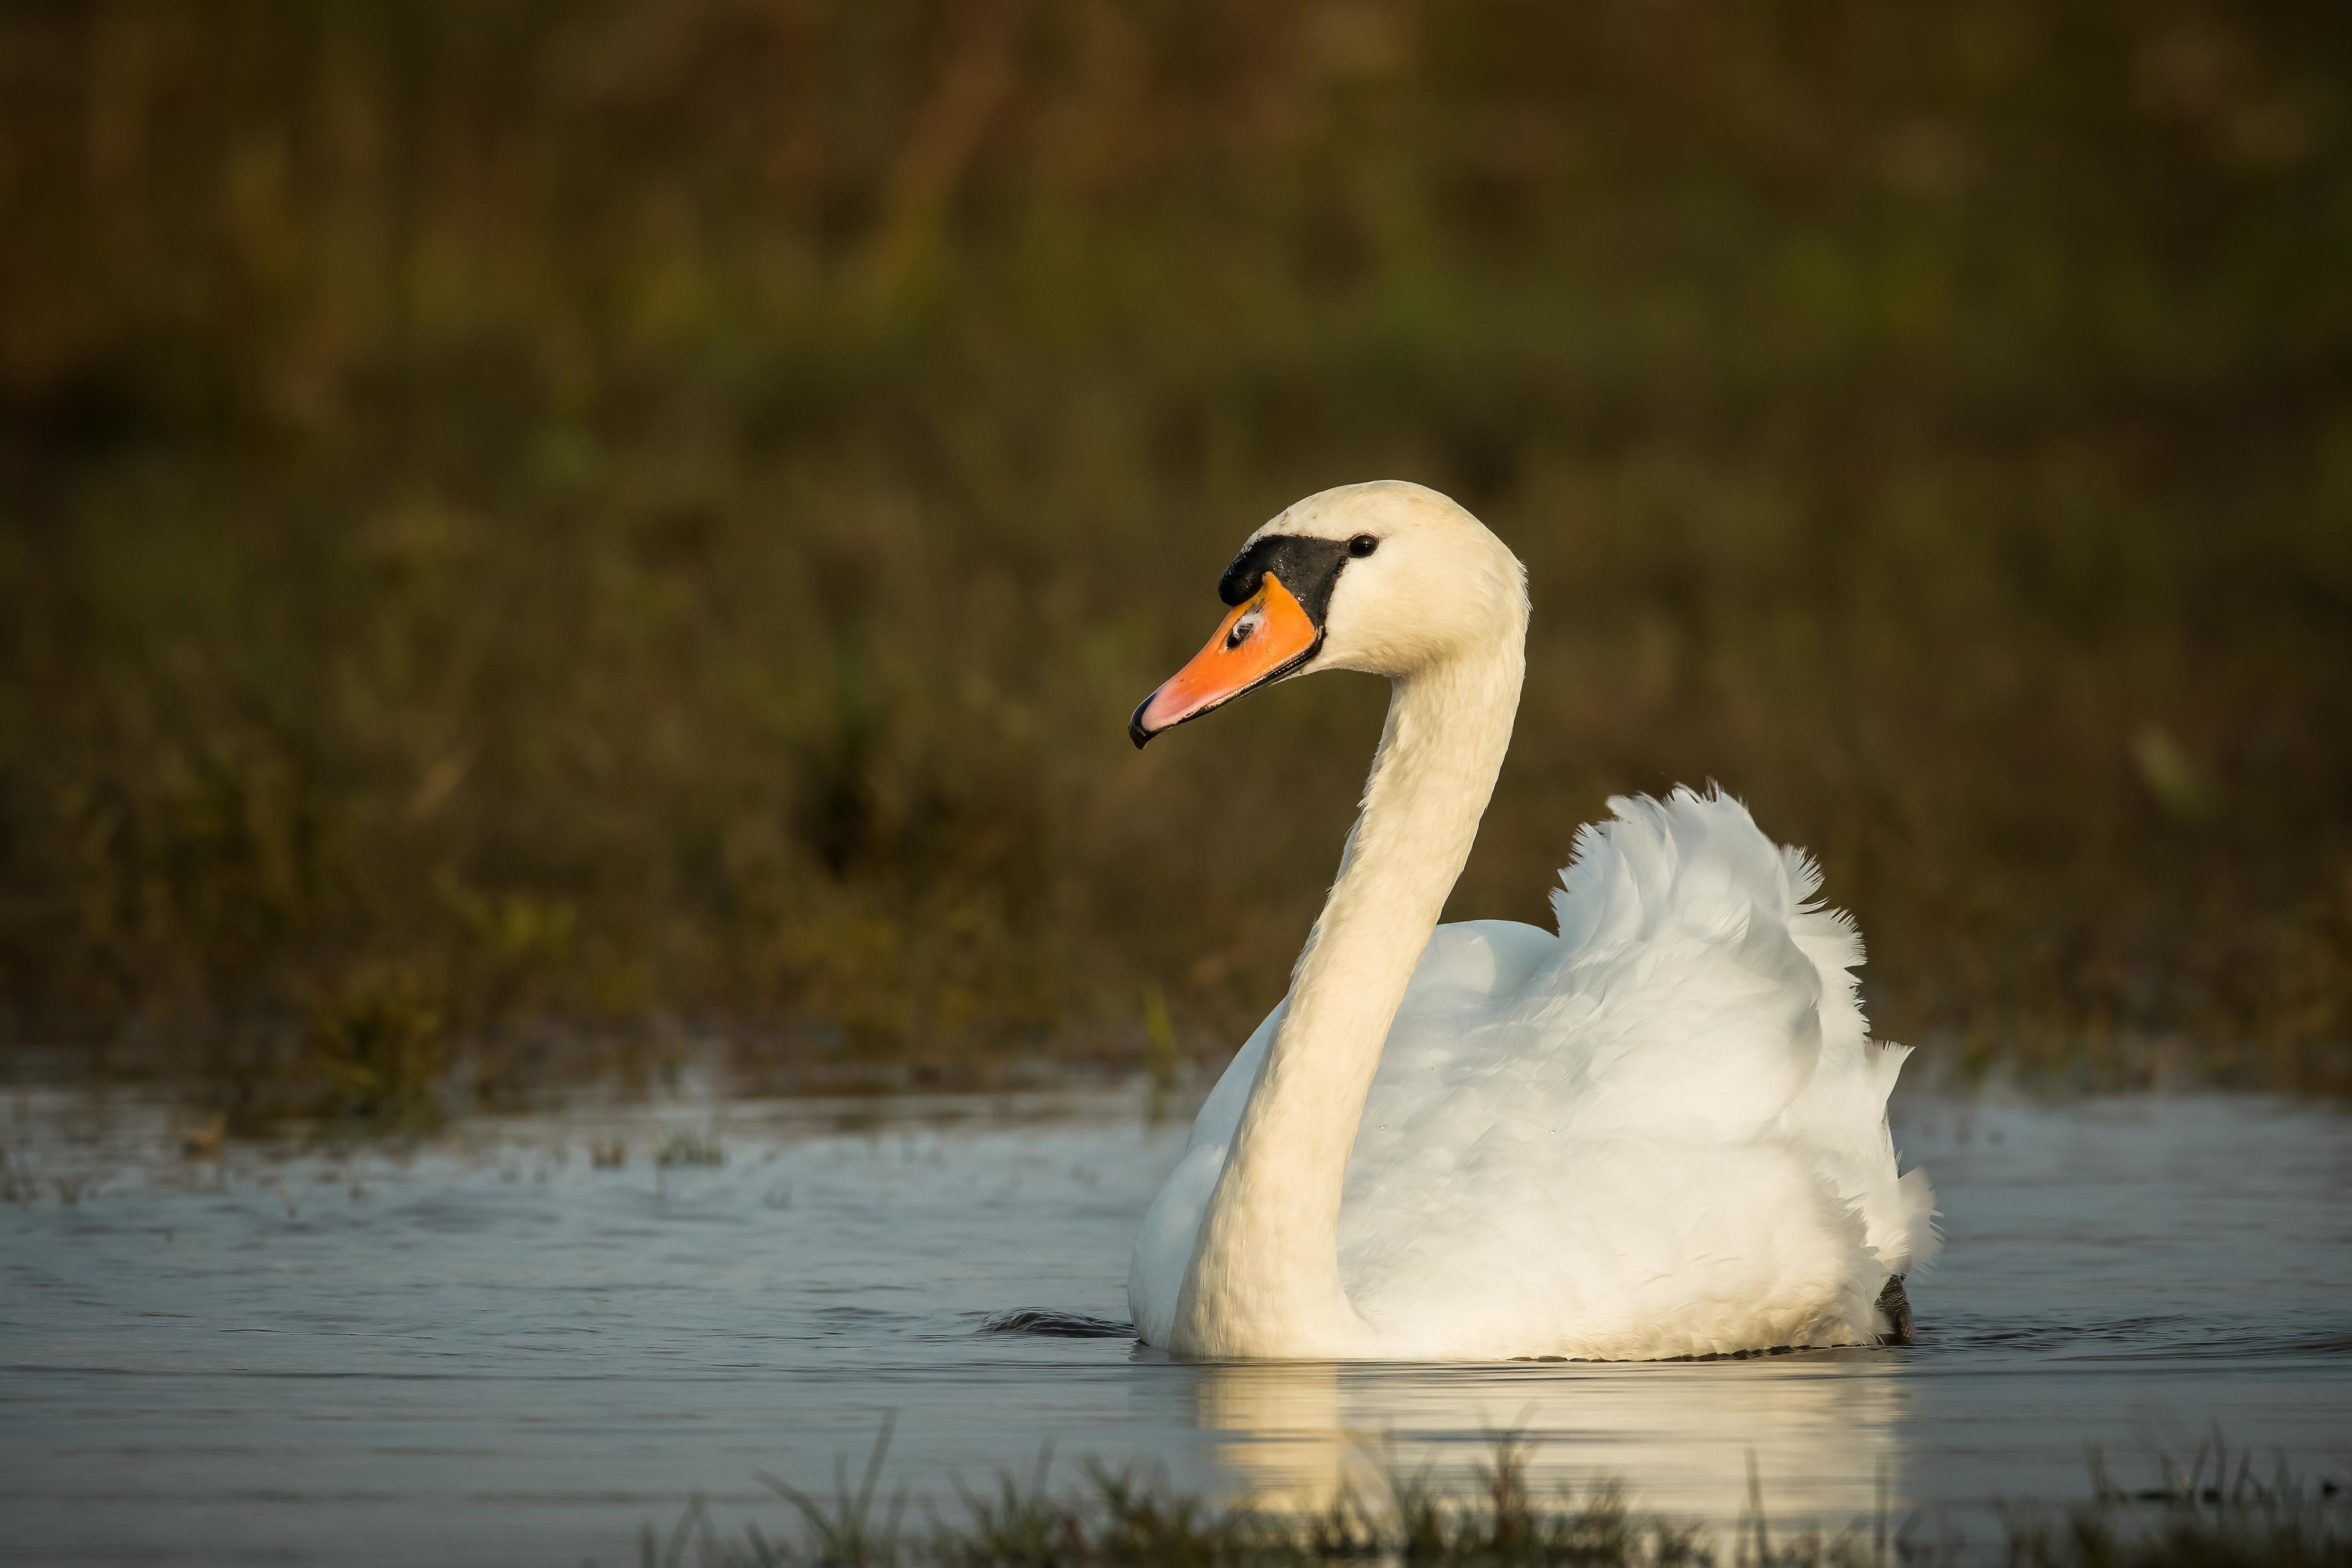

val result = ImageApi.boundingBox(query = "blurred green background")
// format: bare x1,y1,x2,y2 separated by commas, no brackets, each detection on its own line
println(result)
3,0,2349,1118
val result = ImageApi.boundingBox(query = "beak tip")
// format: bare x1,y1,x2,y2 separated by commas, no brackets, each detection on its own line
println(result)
1127,697,1157,750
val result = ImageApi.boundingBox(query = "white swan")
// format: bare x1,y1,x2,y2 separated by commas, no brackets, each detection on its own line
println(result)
1125,481,1936,1361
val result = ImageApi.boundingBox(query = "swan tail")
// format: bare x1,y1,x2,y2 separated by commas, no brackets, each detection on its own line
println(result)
1889,1164,1942,1275
1539,785,1937,1282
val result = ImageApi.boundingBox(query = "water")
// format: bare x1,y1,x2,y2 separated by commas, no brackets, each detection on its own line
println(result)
3,1087,2348,1565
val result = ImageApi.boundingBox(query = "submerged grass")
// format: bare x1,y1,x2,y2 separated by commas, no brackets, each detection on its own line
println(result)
2,1,2349,1106
643,1431,2352,1568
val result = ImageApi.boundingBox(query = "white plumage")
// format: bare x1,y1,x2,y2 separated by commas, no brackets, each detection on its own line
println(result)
1132,788,1938,1360
1126,482,1935,1361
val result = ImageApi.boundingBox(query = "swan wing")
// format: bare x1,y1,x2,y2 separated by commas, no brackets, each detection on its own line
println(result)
1339,788,1935,1357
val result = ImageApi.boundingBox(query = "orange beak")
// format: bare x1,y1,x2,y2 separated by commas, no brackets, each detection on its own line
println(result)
1130,574,1323,748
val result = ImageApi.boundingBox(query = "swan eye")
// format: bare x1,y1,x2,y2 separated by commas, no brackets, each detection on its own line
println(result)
1348,534,1379,558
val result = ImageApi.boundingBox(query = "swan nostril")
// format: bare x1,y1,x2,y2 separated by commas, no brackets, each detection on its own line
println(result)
1225,618,1256,650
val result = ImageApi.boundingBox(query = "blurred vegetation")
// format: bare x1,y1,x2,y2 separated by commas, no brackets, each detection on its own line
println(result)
2,0,2349,1112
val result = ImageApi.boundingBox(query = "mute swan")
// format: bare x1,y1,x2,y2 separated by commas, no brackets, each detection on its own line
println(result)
1125,481,1936,1361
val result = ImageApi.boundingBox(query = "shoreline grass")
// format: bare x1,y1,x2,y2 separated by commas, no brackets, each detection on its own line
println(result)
643,1430,2352,1568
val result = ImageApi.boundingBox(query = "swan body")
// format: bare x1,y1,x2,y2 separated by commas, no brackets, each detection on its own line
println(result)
1125,481,1936,1361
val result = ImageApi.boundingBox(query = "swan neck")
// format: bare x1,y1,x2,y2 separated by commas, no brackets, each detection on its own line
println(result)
1172,640,1524,1356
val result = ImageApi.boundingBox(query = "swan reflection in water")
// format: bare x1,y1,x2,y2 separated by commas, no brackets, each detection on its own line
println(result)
1192,1353,1911,1534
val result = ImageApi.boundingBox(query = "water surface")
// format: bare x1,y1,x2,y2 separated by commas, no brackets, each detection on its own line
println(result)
3,1087,2347,1565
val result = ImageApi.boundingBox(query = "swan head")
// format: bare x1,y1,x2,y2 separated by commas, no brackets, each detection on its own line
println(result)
1130,480,1527,746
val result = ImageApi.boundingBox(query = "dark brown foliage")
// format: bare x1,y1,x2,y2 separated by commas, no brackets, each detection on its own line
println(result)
1,0,2347,1105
